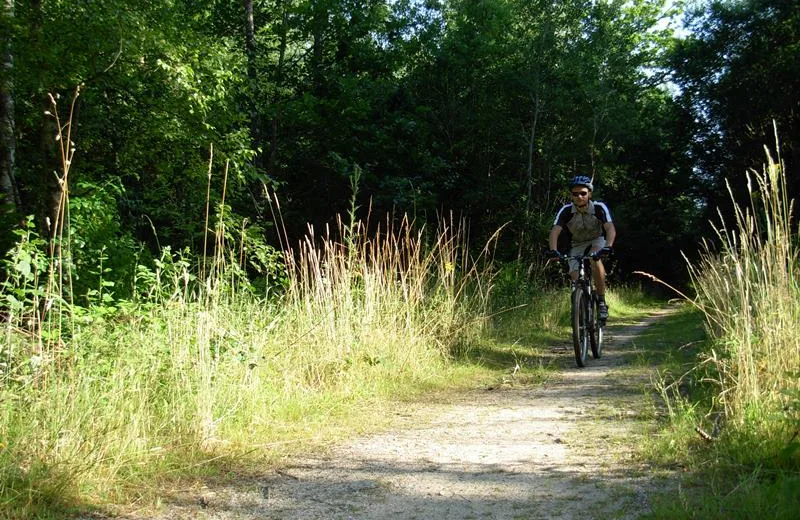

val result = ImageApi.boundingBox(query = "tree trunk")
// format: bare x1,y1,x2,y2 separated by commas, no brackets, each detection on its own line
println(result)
525,92,541,217
267,0,289,177
311,4,326,94
29,0,62,244
0,0,20,214
243,0,263,171
518,92,541,261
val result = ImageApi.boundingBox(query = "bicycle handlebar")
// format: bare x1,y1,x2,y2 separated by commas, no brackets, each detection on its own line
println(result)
549,248,612,263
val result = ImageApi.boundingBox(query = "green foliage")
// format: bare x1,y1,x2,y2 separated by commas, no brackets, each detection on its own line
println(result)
1,0,704,295
0,218,49,320
670,0,800,218
214,209,288,295
132,245,194,303
8,0,255,290
68,180,140,303
490,261,546,309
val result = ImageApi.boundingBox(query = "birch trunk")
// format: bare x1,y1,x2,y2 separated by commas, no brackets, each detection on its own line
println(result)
0,0,20,214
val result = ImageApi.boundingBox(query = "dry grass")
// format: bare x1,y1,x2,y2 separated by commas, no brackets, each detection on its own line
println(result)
686,141,799,422
0,202,498,518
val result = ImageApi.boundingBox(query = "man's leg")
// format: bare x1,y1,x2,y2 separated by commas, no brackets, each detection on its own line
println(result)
590,248,609,321
592,258,606,294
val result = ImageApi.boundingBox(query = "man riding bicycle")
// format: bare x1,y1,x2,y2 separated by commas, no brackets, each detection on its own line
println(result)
547,175,616,321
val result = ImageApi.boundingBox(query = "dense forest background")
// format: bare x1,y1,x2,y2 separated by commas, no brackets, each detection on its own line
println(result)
1,0,797,299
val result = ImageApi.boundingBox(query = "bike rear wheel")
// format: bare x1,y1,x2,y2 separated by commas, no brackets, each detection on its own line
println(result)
572,288,589,367
590,295,604,359
591,321,604,359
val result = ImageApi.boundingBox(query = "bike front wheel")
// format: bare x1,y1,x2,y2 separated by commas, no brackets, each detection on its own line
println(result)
572,288,590,367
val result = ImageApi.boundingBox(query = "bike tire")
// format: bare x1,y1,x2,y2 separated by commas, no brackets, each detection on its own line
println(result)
595,323,604,358
572,289,589,367
590,295,603,359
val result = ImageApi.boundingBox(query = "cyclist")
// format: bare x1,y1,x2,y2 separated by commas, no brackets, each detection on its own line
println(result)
547,175,616,321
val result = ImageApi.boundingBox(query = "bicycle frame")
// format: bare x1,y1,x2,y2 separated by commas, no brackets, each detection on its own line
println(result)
558,250,607,367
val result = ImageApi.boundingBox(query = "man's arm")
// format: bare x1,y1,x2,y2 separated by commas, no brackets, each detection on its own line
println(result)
603,222,616,247
549,225,563,250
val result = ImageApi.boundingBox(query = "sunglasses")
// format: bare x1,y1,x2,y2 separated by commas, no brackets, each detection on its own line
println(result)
571,191,589,197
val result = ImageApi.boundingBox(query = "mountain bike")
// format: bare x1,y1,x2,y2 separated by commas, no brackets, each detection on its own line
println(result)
553,248,610,367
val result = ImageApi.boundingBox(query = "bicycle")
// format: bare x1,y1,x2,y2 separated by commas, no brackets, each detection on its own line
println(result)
551,248,611,367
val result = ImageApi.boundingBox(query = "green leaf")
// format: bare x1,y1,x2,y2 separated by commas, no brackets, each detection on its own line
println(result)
15,260,32,279
4,294,23,311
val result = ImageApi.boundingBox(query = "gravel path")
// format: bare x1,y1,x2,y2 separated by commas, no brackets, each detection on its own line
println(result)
129,311,676,520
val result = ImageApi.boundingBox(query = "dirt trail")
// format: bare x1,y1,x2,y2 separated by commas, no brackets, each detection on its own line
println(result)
131,311,677,520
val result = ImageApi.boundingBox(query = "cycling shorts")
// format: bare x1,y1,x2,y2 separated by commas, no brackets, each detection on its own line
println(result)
568,237,606,273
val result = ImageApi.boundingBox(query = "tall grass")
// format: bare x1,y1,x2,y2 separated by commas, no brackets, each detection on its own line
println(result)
285,212,496,364
0,214,495,516
644,138,800,519
686,142,799,429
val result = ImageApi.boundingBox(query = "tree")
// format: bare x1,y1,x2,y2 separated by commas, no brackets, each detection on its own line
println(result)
5,0,257,297
671,0,800,215
402,0,687,264
0,0,704,292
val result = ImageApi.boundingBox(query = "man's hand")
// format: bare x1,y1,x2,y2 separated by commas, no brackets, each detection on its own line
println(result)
592,246,613,259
